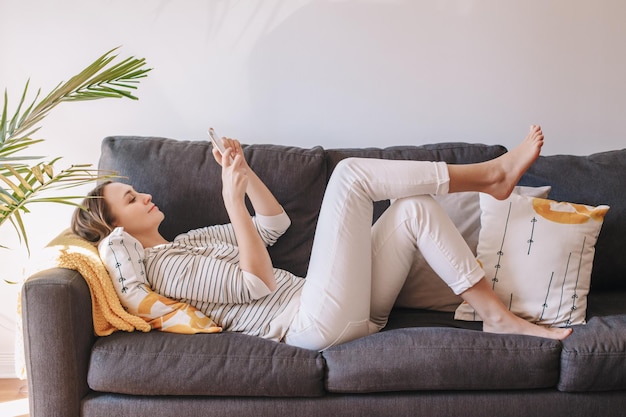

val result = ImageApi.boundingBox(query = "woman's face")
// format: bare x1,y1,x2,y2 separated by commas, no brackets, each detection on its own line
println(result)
103,182,165,237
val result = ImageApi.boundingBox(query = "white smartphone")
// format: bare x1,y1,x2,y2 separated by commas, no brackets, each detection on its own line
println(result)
207,128,227,155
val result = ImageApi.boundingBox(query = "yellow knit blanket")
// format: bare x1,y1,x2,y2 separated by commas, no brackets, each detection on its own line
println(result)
47,230,150,335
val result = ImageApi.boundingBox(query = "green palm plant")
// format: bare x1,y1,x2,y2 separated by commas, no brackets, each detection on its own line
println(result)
1,47,151,255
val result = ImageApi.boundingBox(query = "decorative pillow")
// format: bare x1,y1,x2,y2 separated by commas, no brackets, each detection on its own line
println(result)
99,227,221,334
455,193,609,327
395,186,551,312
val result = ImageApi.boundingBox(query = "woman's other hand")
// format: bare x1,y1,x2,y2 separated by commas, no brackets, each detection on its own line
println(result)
220,146,249,207
212,137,249,168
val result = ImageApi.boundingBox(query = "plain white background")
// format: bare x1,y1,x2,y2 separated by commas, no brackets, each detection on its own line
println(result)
0,0,625,376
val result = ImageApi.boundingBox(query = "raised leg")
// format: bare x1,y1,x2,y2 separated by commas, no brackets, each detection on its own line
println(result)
448,125,544,199
285,125,571,351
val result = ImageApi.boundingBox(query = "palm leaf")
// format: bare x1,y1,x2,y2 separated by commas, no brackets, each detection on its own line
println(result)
5,47,151,148
0,138,44,159
10,209,29,249
1,47,150,253
0,160,118,253
0,90,7,144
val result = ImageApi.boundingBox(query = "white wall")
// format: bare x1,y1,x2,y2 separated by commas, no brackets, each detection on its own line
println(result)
1,0,624,377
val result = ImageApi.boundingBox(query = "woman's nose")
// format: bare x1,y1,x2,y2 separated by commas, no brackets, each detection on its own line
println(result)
141,193,152,203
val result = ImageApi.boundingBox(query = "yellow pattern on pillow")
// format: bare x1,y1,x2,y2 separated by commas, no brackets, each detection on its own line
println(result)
138,291,219,334
532,199,609,224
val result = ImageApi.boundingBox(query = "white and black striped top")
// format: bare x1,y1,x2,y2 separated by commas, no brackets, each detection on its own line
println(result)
144,211,305,341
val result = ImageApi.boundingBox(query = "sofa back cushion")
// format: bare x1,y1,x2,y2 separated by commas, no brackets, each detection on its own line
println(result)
519,149,626,290
99,137,327,278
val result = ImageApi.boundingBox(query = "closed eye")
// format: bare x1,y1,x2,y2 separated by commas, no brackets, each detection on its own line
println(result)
124,188,138,204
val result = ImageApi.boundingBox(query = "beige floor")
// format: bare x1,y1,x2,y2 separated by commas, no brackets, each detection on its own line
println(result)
0,378,29,417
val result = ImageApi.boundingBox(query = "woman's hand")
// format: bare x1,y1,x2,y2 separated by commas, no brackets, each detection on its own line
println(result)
212,137,249,205
213,137,277,292
211,135,283,217
220,147,248,207
212,137,249,168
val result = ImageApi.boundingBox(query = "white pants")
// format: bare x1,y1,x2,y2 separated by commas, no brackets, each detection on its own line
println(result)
284,158,484,350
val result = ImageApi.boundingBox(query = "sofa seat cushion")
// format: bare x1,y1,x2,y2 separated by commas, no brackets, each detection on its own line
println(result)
558,291,626,392
322,327,562,393
88,331,325,397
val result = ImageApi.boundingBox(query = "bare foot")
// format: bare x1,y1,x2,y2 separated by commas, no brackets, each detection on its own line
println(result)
461,278,571,341
483,312,572,341
483,125,544,200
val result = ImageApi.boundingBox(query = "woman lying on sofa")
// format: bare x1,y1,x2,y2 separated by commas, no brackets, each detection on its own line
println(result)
72,125,572,351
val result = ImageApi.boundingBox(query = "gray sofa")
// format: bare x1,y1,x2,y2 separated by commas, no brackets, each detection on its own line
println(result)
22,136,626,417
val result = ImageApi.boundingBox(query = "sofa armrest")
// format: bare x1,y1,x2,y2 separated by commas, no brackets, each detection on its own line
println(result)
22,267,96,417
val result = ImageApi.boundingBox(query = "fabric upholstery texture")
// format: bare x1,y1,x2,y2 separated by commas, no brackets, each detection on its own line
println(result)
322,327,561,393
79,390,626,417
22,269,95,417
558,314,626,392
88,331,325,397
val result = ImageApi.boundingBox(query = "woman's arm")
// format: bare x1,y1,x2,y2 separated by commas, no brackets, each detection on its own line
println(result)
217,145,277,291
245,169,284,216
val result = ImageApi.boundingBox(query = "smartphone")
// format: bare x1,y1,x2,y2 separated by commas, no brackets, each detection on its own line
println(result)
207,128,227,155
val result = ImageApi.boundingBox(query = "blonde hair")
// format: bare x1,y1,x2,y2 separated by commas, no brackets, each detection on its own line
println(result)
71,181,116,244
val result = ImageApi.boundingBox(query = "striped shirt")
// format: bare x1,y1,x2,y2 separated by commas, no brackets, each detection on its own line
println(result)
144,211,305,341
